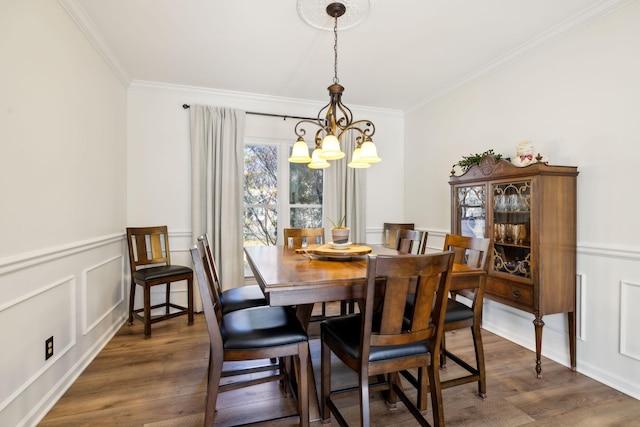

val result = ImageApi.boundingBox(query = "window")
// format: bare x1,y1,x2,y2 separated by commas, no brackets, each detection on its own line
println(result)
244,138,323,248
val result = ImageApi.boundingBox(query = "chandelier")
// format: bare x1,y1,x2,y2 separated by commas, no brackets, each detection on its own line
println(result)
288,2,381,169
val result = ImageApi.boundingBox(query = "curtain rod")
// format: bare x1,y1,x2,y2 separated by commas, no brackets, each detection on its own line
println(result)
182,104,316,121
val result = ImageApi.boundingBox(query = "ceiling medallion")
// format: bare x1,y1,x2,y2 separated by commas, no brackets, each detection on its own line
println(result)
296,0,372,31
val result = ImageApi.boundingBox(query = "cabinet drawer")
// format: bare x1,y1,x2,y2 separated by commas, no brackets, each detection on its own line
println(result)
486,277,533,308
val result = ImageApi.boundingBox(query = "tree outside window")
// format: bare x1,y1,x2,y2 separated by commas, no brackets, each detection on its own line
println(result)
244,142,323,248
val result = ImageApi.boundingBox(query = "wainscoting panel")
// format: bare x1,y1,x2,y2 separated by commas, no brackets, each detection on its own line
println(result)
620,280,640,361
83,255,125,335
0,233,129,426
0,276,75,413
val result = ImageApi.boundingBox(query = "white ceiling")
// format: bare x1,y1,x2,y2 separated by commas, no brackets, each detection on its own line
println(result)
62,0,629,112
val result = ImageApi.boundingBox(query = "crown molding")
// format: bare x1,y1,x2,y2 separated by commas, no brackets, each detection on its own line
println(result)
57,0,131,87
406,0,635,114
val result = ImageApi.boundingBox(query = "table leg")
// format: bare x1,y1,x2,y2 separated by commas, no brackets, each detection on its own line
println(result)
296,303,321,422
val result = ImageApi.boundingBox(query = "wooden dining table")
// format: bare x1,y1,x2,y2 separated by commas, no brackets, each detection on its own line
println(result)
245,244,484,310
244,243,486,421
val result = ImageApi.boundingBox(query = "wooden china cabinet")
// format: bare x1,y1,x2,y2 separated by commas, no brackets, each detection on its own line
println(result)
449,155,578,377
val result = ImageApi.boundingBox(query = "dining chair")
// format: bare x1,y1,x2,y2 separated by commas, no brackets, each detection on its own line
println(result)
403,233,491,399
283,227,325,248
198,237,279,377
382,222,415,249
197,234,267,314
439,233,491,398
396,228,428,254
126,226,194,338
190,243,310,427
321,251,455,427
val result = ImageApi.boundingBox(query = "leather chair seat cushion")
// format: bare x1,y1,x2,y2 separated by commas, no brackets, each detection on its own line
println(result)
133,265,192,282
221,285,267,314
445,299,474,323
222,306,307,349
321,314,429,363
405,295,473,324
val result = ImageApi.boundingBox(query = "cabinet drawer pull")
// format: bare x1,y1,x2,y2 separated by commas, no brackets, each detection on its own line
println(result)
512,289,521,298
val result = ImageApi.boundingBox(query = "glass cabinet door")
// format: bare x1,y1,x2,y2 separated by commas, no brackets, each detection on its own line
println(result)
492,181,531,279
455,186,486,238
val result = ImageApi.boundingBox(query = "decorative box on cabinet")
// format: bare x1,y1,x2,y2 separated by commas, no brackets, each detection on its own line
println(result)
449,155,578,377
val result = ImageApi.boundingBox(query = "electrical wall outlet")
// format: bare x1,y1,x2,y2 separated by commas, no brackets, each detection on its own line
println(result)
45,336,54,360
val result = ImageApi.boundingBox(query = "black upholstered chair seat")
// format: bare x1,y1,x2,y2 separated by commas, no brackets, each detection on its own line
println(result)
222,306,307,349
444,299,474,323
133,265,193,282
406,294,473,324
221,285,267,315
321,314,429,363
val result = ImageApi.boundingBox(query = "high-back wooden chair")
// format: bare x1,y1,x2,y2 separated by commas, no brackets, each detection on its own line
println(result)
383,222,415,249
283,227,325,248
321,252,454,426
283,227,333,320
439,233,491,397
126,226,194,337
396,228,428,254
190,243,310,427
197,234,266,314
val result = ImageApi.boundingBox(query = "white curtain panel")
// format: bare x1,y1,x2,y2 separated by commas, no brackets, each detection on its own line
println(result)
324,130,366,243
190,105,246,290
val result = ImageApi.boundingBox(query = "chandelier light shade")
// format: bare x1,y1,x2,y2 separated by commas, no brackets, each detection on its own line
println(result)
347,147,371,168
289,137,312,163
289,2,381,169
357,138,381,163
308,147,331,169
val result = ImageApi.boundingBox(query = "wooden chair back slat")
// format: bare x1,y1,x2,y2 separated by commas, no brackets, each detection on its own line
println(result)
444,234,490,270
126,226,171,268
194,240,223,322
283,227,325,248
382,222,414,248
197,235,223,297
395,228,428,254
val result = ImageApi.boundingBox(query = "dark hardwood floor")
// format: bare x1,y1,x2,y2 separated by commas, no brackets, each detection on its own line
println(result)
39,305,640,426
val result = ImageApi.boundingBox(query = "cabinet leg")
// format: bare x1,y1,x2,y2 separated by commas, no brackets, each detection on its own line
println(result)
533,313,545,378
568,311,577,371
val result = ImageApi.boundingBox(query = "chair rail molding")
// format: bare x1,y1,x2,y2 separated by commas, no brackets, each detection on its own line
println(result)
0,233,124,276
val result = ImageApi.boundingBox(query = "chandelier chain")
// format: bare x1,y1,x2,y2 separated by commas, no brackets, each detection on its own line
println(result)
333,13,339,85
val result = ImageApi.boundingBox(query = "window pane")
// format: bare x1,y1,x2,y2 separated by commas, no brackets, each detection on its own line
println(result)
290,207,322,228
244,145,278,204
244,207,277,246
244,145,278,246
289,161,323,205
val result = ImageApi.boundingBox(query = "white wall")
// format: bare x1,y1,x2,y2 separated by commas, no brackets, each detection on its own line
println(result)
126,82,405,245
3,2,637,425
0,1,128,425
404,1,640,399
